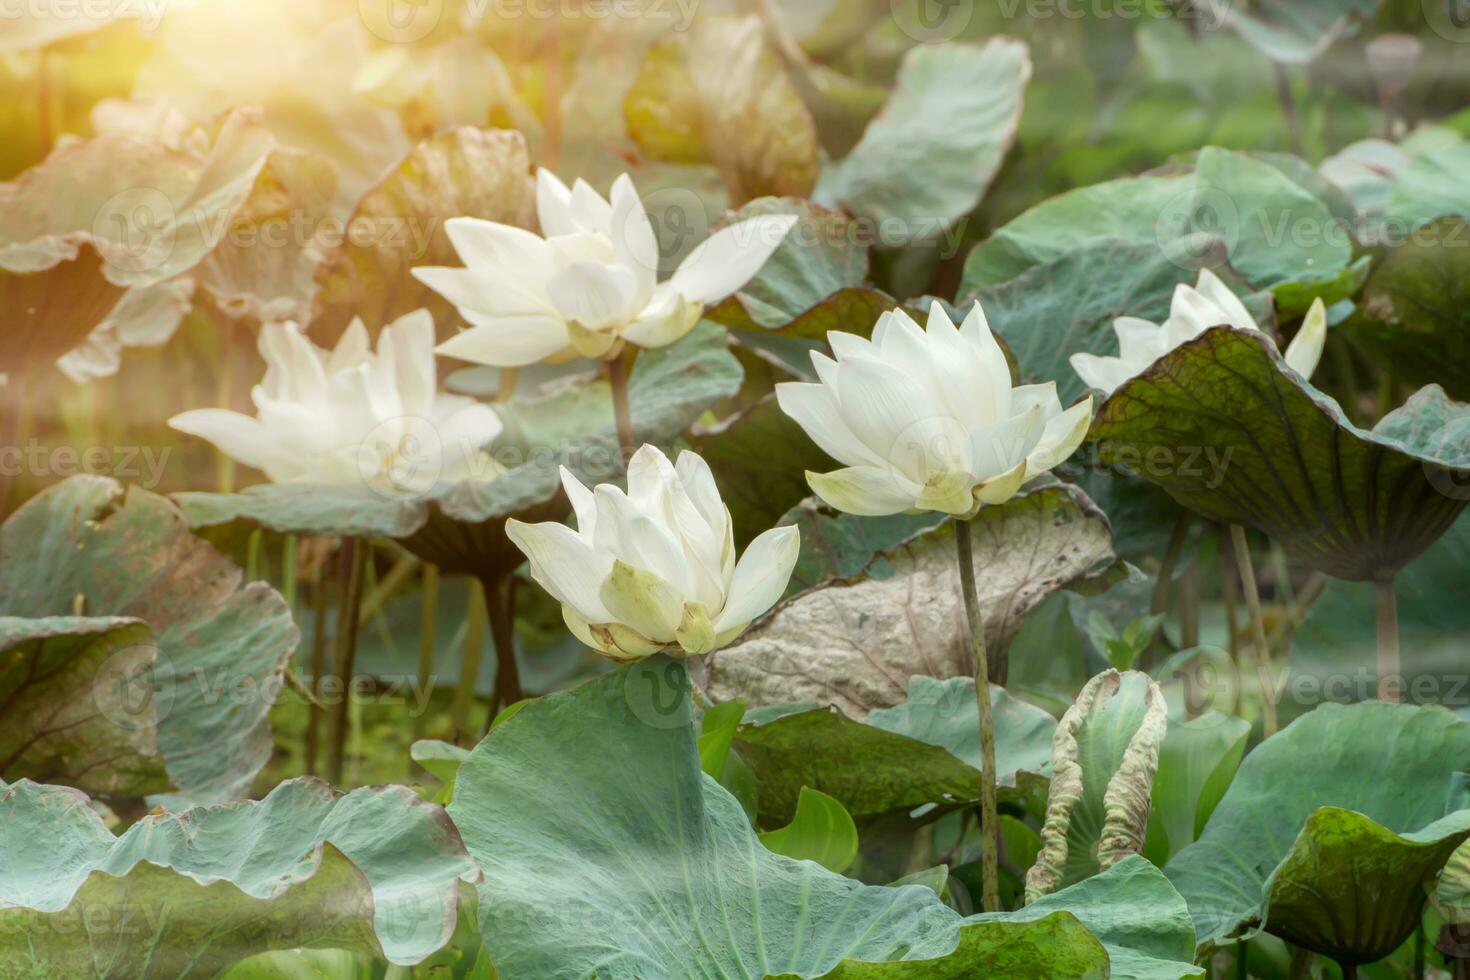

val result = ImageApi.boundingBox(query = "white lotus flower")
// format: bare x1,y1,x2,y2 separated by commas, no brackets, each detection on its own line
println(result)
1070,269,1328,396
170,310,502,493
774,302,1094,518
413,170,798,367
506,445,800,663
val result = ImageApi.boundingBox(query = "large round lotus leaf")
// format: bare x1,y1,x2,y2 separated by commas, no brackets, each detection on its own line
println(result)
1285,508,1470,717
447,657,1200,979
707,483,1125,712
733,676,1055,823
1088,326,1470,581
0,776,478,975
0,616,165,796
1165,701,1470,963
176,321,742,577
1344,217,1470,402
813,39,1030,246
0,477,297,808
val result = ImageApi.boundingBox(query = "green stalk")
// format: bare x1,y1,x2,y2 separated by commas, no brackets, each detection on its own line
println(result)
955,518,1000,913
327,539,369,786
609,350,636,461
304,550,331,776
245,528,263,583
414,564,440,742
483,571,522,734
451,577,489,743
1376,577,1400,703
1230,525,1278,737
281,535,298,610
1146,511,1192,667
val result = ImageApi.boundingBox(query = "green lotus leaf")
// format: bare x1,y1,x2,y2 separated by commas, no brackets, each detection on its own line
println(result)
0,616,166,796
1189,0,1379,64
176,321,742,577
758,786,860,873
449,656,1198,979
705,199,872,333
1438,837,1470,925
1165,701,1470,963
0,776,479,975
310,126,536,342
0,477,298,808
1385,130,1470,233
782,855,1204,979
707,483,1124,712
1285,507,1470,714
733,675,1056,824
1145,712,1252,865
1027,671,1168,901
814,39,1030,246
1088,326,1470,580
1344,216,1470,401
965,148,1347,293
624,16,818,203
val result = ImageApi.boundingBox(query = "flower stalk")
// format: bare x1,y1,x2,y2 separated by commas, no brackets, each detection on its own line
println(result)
328,538,369,786
610,350,636,461
484,571,522,732
955,518,1001,913
1376,577,1400,703
1230,524,1278,737
414,564,440,743
451,577,489,742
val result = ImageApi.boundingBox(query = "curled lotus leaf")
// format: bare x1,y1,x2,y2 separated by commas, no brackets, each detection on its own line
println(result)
0,109,272,375
1088,326,1470,581
0,476,297,808
1027,670,1168,902
624,15,819,204
0,776,479,976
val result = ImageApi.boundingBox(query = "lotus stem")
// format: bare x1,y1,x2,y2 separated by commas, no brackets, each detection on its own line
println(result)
1180,560,1200,648
304,547,331,775
1376,577,1400,702
1236,941,1247,979
1339,962,1359,980
327,538,369,786
0,374,27,516
483,571,522,734
281,535,298,609
609,350,636,461
1220,526,1243,716
451,576,490,742
216,314,236,493
1230,524,1278,737
1287,944,1314,979
414,564,439,742
245,528,263,582
1273,62,1303,157
954,517,1001,913
1147,511,1192,667
496,367,519,403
